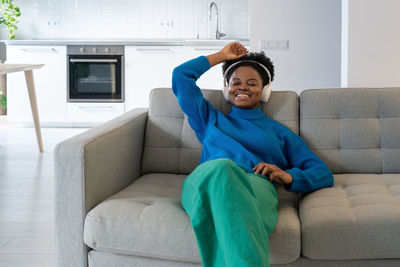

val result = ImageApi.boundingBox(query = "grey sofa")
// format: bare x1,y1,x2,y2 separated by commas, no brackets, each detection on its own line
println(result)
55,87,400,267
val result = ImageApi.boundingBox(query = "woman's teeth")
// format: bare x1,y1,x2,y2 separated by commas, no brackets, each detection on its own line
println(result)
237,94,250,98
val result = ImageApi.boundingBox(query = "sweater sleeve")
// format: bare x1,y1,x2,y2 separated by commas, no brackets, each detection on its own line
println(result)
172,56,217,137
283,132,334,193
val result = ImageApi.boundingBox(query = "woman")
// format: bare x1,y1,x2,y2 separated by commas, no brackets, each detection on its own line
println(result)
172,42,333,267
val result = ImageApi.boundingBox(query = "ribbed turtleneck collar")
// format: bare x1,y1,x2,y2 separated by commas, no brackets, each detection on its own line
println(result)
230,106,266,120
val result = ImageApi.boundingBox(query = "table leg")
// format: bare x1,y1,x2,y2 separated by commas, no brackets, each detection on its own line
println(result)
24,70,44,153
0,74,6,115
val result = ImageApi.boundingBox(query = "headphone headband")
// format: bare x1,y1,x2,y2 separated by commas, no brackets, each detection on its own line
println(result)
223,60,272,87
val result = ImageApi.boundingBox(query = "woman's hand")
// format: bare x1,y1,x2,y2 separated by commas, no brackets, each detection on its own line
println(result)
206,42,248,67
220,42,248,61
253,162,293,185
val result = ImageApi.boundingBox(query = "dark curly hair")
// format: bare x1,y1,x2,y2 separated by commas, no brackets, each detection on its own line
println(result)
222,51,275,87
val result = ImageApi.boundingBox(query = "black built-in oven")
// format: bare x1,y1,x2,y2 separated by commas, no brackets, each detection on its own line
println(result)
67,45,124,102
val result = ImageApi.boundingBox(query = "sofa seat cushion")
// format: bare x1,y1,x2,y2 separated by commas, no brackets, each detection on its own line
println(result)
300,174,400,260
83,173,301,264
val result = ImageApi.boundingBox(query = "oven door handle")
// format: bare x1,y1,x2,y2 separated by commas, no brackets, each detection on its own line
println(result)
78,105,114,110
70,59,118,63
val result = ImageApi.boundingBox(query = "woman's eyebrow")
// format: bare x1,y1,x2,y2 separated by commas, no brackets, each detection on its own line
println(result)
231,77,259,82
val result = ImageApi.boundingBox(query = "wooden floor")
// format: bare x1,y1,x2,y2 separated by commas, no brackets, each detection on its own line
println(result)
0,116,88,267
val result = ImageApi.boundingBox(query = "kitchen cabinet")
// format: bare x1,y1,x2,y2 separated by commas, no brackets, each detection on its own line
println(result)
189,46,225,89
125,46,187,110
154,0,181,39
124,45,224,111
6,45,67,124
66,102,125,123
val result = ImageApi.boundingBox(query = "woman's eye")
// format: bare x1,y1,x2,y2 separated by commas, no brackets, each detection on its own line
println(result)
248,83,256,86
232,82,240,86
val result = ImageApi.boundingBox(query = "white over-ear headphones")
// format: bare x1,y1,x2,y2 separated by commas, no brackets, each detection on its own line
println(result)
223,60,272,102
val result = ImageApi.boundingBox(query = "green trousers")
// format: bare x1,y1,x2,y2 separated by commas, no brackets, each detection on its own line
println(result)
181,158,279,267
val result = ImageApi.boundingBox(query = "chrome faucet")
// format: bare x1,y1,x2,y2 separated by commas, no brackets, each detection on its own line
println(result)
209,2,225,39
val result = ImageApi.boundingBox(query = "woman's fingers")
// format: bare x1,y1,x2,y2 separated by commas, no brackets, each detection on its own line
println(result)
252,162,264,171
261,167,270,177
253,162,292,185
233,42,248,55
254,162,273,176
252,162,261,170
223,42,248,59
253,164,264,174
253,163,271,176
254,162,288,184
232,42,242,53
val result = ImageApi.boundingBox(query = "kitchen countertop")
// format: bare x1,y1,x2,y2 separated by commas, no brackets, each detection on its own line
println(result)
4,38,249,46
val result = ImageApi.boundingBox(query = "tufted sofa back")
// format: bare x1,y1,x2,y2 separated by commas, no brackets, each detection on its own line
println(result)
300,88,400,174
141,88,299,175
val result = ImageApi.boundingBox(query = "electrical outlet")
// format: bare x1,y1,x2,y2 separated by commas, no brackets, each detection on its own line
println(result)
259,39,289,50
259,40,268,50
278,40,289,49
269,40,278,49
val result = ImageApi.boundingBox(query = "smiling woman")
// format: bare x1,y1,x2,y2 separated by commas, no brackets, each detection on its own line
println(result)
171,42,334,267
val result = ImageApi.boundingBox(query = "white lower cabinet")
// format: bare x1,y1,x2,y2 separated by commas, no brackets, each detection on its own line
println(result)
124,45,225,111
189,46,224,89
6,45,67,124
66,103,125,123
125,46,188,110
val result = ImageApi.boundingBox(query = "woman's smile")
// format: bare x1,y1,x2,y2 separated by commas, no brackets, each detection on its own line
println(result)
235,93,251,100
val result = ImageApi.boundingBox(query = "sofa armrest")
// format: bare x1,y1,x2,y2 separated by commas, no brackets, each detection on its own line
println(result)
54,108,148,267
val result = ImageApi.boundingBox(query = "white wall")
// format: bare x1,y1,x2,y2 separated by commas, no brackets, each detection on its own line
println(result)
249,0,342,94
345,0,400,87
7,0,248,40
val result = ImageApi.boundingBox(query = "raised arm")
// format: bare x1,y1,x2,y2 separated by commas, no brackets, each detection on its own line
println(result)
172,42,248,136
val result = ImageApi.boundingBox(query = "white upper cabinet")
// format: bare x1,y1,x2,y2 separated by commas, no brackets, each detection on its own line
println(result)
6,45,67,124
166,0,182,38
154,0,168,39
154,0,182,39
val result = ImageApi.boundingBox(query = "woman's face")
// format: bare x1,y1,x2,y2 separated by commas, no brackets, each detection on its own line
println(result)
228,66,263,109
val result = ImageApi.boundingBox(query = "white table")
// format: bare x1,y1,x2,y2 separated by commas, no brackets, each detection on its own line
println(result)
0,64,45,152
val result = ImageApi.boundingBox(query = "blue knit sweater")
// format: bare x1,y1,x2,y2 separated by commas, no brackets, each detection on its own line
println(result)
172,56,333,193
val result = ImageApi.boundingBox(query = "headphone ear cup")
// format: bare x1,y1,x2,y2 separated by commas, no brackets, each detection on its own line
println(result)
223,79,230,101
223,85,230,101
261,84,271,102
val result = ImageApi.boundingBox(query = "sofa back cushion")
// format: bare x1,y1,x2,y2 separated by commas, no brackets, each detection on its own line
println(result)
141,88,299,174
300,87,400,174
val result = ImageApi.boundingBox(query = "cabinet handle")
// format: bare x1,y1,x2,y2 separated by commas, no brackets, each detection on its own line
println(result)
194,48,219,52
136,48,172,53
21,48,58,53
78,106,114,110
70,59,118,63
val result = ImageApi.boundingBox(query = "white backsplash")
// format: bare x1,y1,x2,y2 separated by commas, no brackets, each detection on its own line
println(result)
9,0,248,40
